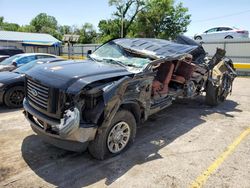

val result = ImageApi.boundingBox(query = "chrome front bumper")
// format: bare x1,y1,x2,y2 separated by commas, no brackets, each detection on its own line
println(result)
23,99,97,151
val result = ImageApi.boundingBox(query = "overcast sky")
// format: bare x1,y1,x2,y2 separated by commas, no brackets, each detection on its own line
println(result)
0,0,250,37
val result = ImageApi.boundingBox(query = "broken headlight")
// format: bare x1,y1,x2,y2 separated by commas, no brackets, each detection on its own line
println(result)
52,107,80,137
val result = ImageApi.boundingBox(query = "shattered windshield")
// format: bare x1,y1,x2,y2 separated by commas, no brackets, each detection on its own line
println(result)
90,41,151,68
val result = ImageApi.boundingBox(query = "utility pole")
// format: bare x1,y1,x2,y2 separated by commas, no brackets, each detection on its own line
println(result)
121,10,124,38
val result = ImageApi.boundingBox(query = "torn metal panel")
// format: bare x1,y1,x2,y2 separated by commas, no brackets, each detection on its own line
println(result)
102,76,132,127
114,38,199,59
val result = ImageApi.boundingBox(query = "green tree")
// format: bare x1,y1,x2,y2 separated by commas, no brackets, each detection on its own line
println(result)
58,25,72,35
109,0,145,37
75,23,97,43
30,13,61,39
30,13,58,32
98,0,191,41
0,16,19,31
1,23,20,31
18,25,36,32
135,0,191,39
40,26,62,40
98,19,121,42
0,17,3,25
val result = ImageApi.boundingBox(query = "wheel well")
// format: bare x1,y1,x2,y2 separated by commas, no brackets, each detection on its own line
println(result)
225,35,233,39
95,101,143,128
120,102,142,124
5,82,24,91
195,36,202,39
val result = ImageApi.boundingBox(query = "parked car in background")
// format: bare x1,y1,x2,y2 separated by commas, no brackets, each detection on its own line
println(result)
0,53,58,72
0,55,9,62
23,36,237,159
0,46,24,56
0,58,64,108
194,26,249,41
0,47,24,62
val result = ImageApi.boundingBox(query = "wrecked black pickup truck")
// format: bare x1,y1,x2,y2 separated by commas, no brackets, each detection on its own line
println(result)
23,36,237,159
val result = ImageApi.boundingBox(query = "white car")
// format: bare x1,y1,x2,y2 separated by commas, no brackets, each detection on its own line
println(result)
194,27,249,41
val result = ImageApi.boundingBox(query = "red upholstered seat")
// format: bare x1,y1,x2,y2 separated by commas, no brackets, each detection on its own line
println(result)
152,62,175,96
171,58,196,84
152,56,196,98
171,75,186,84
174,61,196,80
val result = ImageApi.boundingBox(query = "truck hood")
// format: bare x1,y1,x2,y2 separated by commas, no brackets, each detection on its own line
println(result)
26,60,132,92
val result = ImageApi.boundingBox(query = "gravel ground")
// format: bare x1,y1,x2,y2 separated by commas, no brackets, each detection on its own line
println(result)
0,77,249,188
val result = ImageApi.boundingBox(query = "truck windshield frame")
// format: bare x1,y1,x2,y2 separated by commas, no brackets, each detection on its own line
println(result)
90,41,151,68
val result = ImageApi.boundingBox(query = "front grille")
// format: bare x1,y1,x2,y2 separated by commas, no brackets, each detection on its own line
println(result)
27,79,49,110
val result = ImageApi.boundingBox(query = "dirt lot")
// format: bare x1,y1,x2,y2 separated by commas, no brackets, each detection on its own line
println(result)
0,77,249,188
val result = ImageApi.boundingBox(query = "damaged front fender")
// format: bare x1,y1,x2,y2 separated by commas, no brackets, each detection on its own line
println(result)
102,76,131,105
101,76,132,128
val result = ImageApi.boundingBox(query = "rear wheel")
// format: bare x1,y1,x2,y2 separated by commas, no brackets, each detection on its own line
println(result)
205,74,233,106
195,36,202,40
88,110,136,160
4,86,25,108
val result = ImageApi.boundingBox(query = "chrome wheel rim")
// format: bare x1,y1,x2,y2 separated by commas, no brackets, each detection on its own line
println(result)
107,121,131,154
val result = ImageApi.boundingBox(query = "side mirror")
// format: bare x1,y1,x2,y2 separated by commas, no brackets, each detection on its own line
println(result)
12,61,17,67
87,50,92,55
87,50,92,58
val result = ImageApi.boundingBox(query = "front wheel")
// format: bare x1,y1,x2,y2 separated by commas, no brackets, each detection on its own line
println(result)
4,86,25,108
88,110,136,160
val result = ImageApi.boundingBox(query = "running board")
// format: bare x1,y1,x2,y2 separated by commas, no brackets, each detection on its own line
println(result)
151,96,173,110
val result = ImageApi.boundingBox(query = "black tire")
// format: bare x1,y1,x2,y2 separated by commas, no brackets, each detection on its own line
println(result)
4,86,25,108
225,35,233,39
219,74,233,102
195,36,202,40
88,110,137,160
205,81,220,106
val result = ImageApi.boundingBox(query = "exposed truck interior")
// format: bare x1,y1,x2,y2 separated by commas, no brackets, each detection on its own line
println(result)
152,55,196,100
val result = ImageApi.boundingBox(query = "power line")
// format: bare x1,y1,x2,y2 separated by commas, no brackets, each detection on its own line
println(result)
193,9,250,23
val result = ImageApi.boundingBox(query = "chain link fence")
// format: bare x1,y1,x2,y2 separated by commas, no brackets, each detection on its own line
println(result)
60,44,100,59
60,39,250,75
60,39,250,63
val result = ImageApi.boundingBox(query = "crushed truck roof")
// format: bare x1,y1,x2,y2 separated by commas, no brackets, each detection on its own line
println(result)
113,38,199,59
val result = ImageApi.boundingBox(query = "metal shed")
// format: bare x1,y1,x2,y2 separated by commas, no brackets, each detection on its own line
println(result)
0,31,61,55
